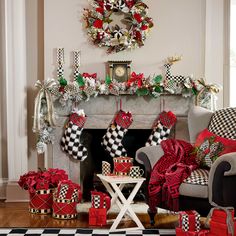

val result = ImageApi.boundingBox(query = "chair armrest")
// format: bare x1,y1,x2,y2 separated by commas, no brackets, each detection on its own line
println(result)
135,145,164,174
208,152,236,205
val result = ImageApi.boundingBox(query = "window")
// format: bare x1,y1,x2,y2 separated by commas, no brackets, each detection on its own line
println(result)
230,0,236,106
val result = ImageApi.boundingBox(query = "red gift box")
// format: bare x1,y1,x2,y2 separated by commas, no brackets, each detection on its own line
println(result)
113,157,133,176
179,211,201,232
52,197,78,219
89,208,107,226
211,208,235,224
210,221,230,236
29,188,53,214
176,227,209,236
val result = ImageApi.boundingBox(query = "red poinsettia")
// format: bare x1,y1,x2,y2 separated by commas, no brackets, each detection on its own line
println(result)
18,168,68,193
141,25,148,31
133,13,142,23
93,19,103,29
124,0,135,8
96,7,104,14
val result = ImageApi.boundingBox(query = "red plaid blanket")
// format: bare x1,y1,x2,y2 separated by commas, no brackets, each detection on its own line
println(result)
148,139,198,212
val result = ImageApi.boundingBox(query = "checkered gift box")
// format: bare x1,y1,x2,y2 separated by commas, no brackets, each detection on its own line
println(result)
91,191,110,210
29,188,54,214
179,210,201,232
113,157,133,176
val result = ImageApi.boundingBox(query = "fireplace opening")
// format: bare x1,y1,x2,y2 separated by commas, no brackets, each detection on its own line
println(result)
80,128,152,201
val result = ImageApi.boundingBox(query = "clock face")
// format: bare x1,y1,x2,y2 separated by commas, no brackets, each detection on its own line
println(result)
114,66,125,77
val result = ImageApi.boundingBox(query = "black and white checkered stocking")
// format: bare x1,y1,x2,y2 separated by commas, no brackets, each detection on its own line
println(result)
101,109,133,158
146,111,177,147
61,111,88,161
101,124,128,158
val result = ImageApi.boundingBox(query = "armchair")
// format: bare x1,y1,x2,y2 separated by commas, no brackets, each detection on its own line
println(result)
135,106,236,225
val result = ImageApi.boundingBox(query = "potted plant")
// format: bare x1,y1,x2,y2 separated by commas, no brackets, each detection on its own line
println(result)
18,168,68,214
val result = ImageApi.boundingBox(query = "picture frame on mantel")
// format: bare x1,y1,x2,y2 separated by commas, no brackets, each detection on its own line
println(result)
108,61,132,82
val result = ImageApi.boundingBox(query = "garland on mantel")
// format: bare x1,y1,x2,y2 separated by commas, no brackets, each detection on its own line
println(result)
33,55,221,154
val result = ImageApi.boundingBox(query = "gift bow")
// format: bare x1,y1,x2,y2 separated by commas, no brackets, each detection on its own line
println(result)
82,73,97,79
205,202,234,236
127,72,144,88
197,78,221,94
33,79,57,132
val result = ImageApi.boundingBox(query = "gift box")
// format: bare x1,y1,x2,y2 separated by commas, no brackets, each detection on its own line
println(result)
207,207,235,236
52,196,78,219
176,227,209,236
89,208,107,226
179,211,201,232
29,188,54,214
113,157,133,176
211,208,235,224
91,191,111,210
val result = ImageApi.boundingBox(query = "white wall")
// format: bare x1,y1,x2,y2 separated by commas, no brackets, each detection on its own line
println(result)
44,0,206,83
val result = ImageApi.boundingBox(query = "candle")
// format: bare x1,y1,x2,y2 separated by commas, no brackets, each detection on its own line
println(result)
73,50,81,67
57,48,64,64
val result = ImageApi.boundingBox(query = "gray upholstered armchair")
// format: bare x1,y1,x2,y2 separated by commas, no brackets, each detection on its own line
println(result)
135,106,236,225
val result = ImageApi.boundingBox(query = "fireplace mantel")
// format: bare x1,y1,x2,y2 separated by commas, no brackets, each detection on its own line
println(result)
49,94,193,188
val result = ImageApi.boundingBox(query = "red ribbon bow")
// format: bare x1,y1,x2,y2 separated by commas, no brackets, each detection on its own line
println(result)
126,72,144,88
82,73,97,79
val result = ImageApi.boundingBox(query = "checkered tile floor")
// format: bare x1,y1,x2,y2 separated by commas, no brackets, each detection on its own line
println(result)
0,228,176,236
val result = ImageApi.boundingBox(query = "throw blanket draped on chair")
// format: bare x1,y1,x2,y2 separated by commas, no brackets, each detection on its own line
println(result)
148,139,199,212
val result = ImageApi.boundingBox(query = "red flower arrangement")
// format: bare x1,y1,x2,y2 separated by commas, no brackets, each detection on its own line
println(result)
18,168,68,193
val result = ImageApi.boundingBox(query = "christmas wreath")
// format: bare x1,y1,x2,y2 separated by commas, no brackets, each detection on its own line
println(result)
83,0,154,53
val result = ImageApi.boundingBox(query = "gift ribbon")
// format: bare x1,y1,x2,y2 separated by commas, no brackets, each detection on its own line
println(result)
82,73,97,78
33,79,58,132
205,202,234,236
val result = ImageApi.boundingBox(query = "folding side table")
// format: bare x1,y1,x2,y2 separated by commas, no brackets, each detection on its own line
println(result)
97,174,145,232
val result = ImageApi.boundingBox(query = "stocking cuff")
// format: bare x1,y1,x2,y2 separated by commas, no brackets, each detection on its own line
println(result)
69,113,87,128
114,110,133,129
159,111,177,128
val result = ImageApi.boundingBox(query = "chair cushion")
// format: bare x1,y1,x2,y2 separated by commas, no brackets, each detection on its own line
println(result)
194,129,236,168
179,182,208,198
208,107,236,140
180,168,209,198
183,168,209,186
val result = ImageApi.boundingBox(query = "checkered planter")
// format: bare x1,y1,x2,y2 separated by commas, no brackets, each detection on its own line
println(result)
29,189,54,214
113,157,133,176
52,196,78,219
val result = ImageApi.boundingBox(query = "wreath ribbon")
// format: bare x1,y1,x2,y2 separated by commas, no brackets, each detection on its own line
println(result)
197,78,220,94
33,79,57,132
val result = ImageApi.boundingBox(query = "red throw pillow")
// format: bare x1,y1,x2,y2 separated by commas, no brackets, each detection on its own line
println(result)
194,129,236,168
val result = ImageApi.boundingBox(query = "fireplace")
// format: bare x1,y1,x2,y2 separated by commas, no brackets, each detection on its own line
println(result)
50,95,192,200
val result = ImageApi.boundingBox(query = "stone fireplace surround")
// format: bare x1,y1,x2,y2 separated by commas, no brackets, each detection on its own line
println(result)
49,94,193,198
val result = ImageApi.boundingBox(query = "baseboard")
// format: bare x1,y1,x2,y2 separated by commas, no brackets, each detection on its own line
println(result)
5,181,29,202
0,178,7,200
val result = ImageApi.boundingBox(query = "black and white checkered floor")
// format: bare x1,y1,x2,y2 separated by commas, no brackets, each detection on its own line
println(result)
0,228,176,236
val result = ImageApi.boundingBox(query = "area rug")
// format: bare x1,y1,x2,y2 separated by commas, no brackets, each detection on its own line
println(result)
0,228,176,236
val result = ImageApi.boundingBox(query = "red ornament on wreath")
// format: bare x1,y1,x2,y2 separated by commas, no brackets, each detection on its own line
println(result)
83,0,154,53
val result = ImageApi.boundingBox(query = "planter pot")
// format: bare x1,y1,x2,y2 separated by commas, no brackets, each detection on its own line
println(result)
29,188,54,214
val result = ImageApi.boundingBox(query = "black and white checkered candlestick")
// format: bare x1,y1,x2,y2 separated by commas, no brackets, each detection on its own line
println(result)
73,50,81,79
57,48,64,78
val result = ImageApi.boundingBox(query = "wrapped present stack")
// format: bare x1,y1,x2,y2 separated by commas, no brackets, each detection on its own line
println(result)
52,180,82,219
89,191,111,226
176,210,209,235
207,207,235,236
